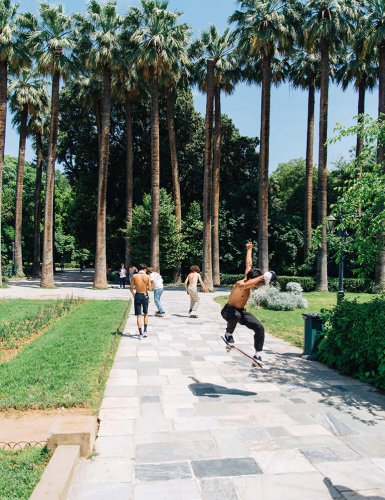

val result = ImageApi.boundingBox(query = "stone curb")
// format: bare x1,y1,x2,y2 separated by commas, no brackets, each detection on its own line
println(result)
30,444,80,500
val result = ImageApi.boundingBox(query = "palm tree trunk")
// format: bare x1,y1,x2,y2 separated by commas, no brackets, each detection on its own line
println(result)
94,100,102,160
212,85,222,286
203,59,215,291
258,52,272,272
41,70,60,288
124,92,134,268
316,38,329,292
167,88,182,283
356,81,365,159
14,104,28,277
150,67,160,272
304,80,315,260
375,44,385,289
0,60,7,286
32,132,43,277
93,66,111,289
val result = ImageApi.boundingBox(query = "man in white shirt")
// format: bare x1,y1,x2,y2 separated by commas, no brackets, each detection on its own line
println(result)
147,267,165,317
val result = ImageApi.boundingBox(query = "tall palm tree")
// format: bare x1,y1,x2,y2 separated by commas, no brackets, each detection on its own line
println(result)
306,0,356,291
9,70,48,277
131,0,190,272
29,108,50,278
76,0,122,289
21,4,74,288
289,50,320,260
230,0,298,272
0,0,19,285
365,0,385,288
190,26,237,286
336,21,377,158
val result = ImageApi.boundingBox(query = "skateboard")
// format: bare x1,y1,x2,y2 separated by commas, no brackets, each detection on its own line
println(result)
221,336,263,368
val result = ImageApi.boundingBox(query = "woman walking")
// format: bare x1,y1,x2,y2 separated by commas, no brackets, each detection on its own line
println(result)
147,267,165,317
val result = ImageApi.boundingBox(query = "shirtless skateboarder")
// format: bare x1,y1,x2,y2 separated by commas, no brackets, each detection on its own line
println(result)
184,265,206,318
130,264,151,338
221,242,276,365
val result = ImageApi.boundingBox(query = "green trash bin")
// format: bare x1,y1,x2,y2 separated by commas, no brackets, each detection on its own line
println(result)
302,313,324,356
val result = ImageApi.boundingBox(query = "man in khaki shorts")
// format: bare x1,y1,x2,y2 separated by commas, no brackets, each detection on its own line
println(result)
184,265,206,318
130,264,151,338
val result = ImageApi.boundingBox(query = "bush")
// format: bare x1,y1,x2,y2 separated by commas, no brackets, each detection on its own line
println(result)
328,277,376,293
315,297,385,390
277,276,316,292
220,273,244,286
250,284,308,311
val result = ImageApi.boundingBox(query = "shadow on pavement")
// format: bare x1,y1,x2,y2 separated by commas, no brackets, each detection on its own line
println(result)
323,477,385,499
188,377,257,399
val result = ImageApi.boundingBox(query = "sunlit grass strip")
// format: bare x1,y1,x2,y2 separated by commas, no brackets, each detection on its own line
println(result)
0,300,129,411
0,446,49,500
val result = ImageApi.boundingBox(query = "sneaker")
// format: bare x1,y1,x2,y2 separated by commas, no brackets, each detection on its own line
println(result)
252,354,263,367
225,332,234,345
138,333,143,340
143,331,148,338
189,313,198,318
188,309,192,315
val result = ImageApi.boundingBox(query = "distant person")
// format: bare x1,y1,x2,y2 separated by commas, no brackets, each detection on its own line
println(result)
79,260,84,272
147,267,165,317
220,241,276,366
119,263,127,289
184,265,206,318
60,257,64,272
128,265,138,284
130,264,151,338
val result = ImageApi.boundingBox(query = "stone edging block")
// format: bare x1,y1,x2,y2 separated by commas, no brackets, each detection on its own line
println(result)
47,416,98,457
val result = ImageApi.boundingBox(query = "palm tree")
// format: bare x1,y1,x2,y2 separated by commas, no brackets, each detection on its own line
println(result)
76,0,122,289
21,3,75,288
306,0,356,291
9,70,48,277
365,0,385,288
289,50,320,260
230,0,298,272
0,0,19,285
131,0,190,272
29,108,50,278
336,21,377,159
190,26,237,286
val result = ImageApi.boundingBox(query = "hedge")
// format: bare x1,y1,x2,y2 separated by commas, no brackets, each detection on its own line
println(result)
315,298,385,390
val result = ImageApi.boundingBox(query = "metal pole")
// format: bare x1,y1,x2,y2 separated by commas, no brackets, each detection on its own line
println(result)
337,230,345,302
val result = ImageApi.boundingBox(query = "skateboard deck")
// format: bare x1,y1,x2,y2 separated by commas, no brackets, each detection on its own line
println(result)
221,336,263,368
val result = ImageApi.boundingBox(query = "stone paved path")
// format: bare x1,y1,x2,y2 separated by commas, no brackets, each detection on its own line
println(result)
68,291,385,500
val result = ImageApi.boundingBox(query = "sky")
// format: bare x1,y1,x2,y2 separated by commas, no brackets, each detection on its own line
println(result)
7,0,378,171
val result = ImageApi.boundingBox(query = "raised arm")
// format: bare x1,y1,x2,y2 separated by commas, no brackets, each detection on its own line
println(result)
236,274,265,291
245,241,253,278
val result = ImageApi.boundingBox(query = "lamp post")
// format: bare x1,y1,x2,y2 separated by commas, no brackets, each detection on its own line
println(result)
326,214,346,302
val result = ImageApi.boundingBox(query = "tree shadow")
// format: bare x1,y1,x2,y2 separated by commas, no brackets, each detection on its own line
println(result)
188,377,257,399
323,477,385,499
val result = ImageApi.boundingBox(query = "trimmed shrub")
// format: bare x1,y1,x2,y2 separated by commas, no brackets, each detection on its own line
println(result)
277,276,316,292
250,284,308,311
328,278,376,294
220,274,244,286
315,298,385,390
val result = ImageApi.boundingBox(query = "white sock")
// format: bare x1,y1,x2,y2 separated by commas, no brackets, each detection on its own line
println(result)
255,350,262,357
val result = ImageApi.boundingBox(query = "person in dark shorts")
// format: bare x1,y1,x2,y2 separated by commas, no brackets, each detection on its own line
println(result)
130,264,151,338
221,242,276,365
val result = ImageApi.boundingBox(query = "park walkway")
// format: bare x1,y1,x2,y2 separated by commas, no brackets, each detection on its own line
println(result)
67,290,385,500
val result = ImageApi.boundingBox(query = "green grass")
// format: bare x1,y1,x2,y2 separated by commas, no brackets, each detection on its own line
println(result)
0,300,129,410
215,292,378,348
0,300,56,324
0,447,49,500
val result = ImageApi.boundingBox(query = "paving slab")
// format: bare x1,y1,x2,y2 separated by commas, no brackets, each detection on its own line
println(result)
66,289,385,499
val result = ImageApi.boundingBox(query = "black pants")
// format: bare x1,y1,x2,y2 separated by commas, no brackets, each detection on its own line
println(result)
119,277,126,288
221,303,265,352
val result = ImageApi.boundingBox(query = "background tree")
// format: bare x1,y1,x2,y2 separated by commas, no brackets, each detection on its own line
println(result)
0,0,20,284
230,0,298,272
9,70,48,277
289,50,320,260
21,3,75,287
306,0,356,291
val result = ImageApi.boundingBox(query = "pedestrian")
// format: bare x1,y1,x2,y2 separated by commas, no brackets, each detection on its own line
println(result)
220,241,276,366
130,264,151,338
119,263,127,289
60,257,64,272
147,266,165,316
128,264,138,284
184,265,206,318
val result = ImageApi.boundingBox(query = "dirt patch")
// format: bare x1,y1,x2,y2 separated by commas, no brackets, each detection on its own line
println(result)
0,407,94,447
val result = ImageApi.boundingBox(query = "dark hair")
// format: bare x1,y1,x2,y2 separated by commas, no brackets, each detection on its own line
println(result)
190,265,200,273
139,263,147,270
246,267,262,280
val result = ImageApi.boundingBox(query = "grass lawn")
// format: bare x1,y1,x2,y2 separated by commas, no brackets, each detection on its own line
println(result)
0,300,56,324
0,447,49,500
0,300,129,411
215,292,378,348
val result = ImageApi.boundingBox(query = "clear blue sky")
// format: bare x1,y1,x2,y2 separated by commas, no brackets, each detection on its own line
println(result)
7,0,378,171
